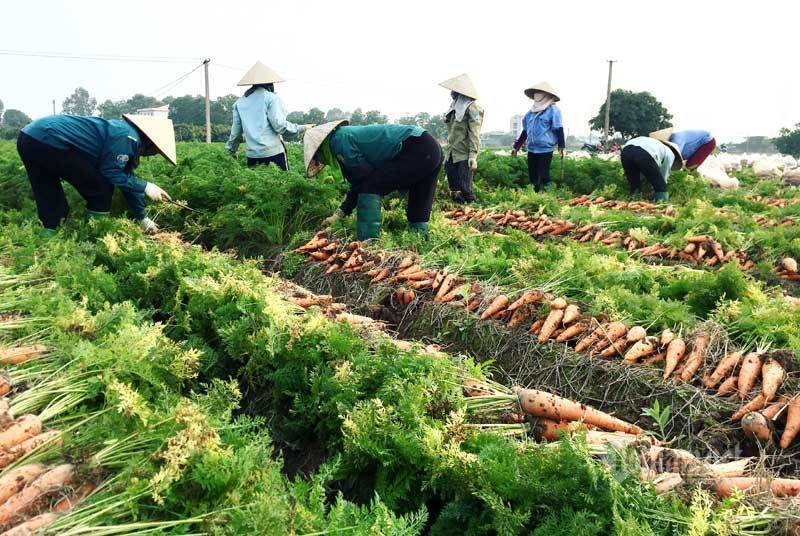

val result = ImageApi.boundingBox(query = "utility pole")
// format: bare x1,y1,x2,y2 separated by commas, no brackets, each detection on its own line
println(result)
203,58,211,143
52,100,56,115
603,60,615,146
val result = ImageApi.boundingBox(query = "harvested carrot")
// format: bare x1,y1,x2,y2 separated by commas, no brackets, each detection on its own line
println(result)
397,256,414,270
531,418,586,442
591,322,627,353
0,464,74,525
626,326,647,343
408,279,433,290
738,352,762,399
462,380,492,397
600,340,628,358
308,251,330,261
574,323,607,352
431,269,446,292
0,464,46,507
440,284,468,303
370,267,390,284
481,295,510,320
515,387,642,435
741,412,773,442
780,394,800,449
0,512,60,536
660,329,675,346
703,351,742,389
528,319,545,335
680,333,709,382
435,274,455,301
396,264,421,277
683,243,697,254
507,308,532,329
0,416,41,451
556,322,588,342
716,477,800,498
663,338,686,379
0,345,47,366
0,379,8,398
538,308,565,343
642,351,666,366
52,481,96,514
507,290,544,311
761,357,785,403
732,393,767,421
761,395,789,421
623,337,658,364
0,431,62,470
687,235,711,244
549,297,567,310
717,376,739,396
711,241,725,262
561,304,580,325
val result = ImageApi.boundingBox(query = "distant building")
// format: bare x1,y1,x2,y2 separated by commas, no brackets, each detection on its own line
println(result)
136,105,170,118
510,114,524,138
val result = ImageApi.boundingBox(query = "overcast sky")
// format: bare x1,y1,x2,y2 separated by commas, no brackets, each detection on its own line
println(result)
2,0,798,141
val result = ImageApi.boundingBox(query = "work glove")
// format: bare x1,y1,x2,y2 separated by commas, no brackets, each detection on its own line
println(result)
144,182,172,202
511,149,518,158
468,157,478,171
139,217,159,234
323,209,345,227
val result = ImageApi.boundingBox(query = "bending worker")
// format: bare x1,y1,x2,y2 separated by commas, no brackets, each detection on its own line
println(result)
16,113,175,235
620,134,683,202
651,128,716,169
305,120,442,240
226,61,313,169
440,73,483,203
511,82,565,191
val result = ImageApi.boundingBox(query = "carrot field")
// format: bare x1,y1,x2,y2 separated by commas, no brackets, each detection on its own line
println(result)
2,140,800,534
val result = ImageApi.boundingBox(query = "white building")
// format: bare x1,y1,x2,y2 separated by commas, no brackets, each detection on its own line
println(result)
135,105,170,118
510,114,524,138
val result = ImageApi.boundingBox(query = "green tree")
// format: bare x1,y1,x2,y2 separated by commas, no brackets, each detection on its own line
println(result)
97,99,126,119
349,108,365,125
325,107,346,122
62,87,97,116
306,107,325,125
164,95,206,125
287,111,307,124
774,124,800,156
2,109,31,128
97,94,164,119
589,89,672,139
363,110,388,124
396,112,447,140
0,99,4,125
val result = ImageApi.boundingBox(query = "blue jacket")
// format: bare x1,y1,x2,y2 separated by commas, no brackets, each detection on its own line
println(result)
669,130,712,160
225,88,305,158
22,115,148,219
516,106,564,154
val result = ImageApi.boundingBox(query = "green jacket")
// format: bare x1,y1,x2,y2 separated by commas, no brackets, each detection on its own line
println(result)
445,101,483,163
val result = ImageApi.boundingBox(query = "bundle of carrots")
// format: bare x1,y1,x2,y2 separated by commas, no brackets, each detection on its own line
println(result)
751,214,795,228
749,195,800,209
568,195,676,216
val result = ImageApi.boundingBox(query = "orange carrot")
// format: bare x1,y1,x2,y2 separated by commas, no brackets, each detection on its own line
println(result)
435,274,456,301
780,394,800,449
52,481,96,514
0,464,46,507
0,512,60,536
549,297,567,310
732,393,767,421
683,243,697,254
507,290,544,311
408,279,434,290
741,412,773,442
703,351,742,389
370,267,390,284
738,352,762,399
556,322,588,342
397,256,414,270
626,326,647,343
0,345,47,366
531,418,586,442
0,378,8,398
0,416,41,450
680,333,709,382
481,295,510,320
591,322,628,353
515,387,642,435
717,375,739,396
663,338,686,379
711,241,725,262
538,308,565,343
600,340,629,358
308,251,330,261
687,235,711,244
574,322,607,352
0,464,73,525
659,329,675,346
0,431,62,470
562,304,580,325
431,269,446,292
507,308,532,329
623,337,658,364
716,477,800,498
642,351,666,366
528,319,545,335
761,358,785,403
761,395,790,421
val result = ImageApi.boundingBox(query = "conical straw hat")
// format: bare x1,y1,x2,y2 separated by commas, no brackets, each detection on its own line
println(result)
524,82,560,101
649,127,674,143
304,120,349,177
439,73,479,99
237,61,285,86
122,114,176,165
660,139,684,171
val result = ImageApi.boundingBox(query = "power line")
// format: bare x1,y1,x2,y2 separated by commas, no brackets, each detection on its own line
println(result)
150,63,205,97
0,49,201,64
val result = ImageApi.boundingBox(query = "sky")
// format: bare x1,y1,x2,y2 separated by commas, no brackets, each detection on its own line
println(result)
1,0,799,142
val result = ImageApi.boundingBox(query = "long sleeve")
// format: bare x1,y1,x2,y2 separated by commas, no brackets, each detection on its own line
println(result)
466,103,483,159
225,103,243,154
121,189,147,221
660,149,674,184
551,108,564,149
266,95,305,136
339,186,358,215
554,127,565,149
332,131,374,182
100,137,148,194
513,130,527,151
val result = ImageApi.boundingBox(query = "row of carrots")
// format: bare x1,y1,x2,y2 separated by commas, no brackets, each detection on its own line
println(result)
0,344,95,535
295,233,800,448
444,207,757,270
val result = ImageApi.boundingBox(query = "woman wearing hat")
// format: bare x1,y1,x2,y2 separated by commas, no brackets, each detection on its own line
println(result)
651,128,716,169
305,121,442,240
16,113,175,235
440,73,484,203
511,82,565,192
620,135,683,202
225,61,313,170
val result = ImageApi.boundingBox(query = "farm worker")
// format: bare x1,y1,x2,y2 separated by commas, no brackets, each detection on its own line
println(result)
650,128,716,169
511,82,565,192
226,61,313,170
16,113,176,235
440,73,484,203
620,136,683,202
305,120,442,240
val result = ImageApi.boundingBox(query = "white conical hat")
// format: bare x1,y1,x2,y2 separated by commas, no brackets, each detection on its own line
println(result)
660,139,684,171
122,114,177,165
649,127,674,142
304,120,349,177
439,73,479,99
237,61,285,86
524,82,560,101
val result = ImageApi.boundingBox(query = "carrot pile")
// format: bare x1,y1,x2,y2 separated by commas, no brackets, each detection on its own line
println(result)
442,207,756,270
749,195,800,209
569,195,676,216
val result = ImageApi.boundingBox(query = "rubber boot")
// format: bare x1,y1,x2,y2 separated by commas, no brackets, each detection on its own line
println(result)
408,221,429,237
356,194,382,241
84,209,111,221
653,191,669,203
40,228,57,239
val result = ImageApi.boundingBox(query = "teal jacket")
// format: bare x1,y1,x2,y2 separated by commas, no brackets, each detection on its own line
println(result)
330,124,425,214
22,115,148,219
225,88,305,158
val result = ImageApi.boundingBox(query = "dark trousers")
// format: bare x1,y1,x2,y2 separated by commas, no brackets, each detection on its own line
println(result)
685,138,716,168
17,132,114,229
621,145,668,194
445,156,475,201
359,132,442,222
527,151,553,191
247,152,288,170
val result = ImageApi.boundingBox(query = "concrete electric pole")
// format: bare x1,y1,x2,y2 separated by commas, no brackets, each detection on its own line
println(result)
203,58,211,143
603,60,615,146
